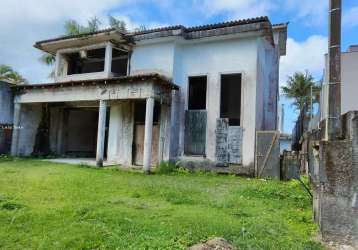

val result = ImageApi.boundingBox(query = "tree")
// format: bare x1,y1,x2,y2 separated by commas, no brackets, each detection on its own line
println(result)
109,16,127,32
281,71,321,112
0,64,27,84
41,16,126,69
41,17,102,67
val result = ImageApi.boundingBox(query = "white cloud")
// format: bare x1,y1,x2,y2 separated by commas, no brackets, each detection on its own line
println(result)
200,0,275,19
280,35,328,87
343,6,358,28
0,0,128,83
284,0,328,26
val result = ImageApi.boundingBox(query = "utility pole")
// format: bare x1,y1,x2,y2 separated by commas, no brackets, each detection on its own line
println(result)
326,0,342,140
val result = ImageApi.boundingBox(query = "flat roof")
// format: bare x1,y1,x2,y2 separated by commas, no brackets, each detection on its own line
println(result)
35,16,288,53
13,73,179,91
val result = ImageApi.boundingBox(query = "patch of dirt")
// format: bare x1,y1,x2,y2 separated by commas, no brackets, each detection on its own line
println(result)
189,237,237,250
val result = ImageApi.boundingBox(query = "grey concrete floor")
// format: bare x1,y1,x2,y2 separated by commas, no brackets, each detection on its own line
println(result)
43,158,116,167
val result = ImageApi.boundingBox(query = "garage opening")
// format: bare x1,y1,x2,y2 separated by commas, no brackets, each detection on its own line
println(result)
62,107,109,158
220,74,242,126
133,100,160,166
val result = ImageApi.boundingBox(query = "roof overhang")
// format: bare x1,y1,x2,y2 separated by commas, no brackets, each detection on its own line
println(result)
13,74,179,105
13,73,179,91
34,29,131,55
273,23,289,56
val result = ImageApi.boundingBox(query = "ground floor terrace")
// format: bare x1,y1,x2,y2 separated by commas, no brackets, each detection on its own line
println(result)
11,74,178,172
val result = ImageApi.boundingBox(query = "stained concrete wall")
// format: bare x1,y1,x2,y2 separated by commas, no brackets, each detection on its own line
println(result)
107,100,172,166
0,81,14,154
107,101,134,165
0,81,14,124
173,36,259,168
15,104,42,156
128,34,281,170
257,38,279,131
310,111,358,247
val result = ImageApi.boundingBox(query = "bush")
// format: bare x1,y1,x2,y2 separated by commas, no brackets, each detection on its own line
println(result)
155,161,177,174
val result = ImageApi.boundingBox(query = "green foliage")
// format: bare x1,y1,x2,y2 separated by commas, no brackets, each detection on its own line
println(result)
40,16,127,75
282,71,321,111
0,64,27,84
109,15,127,32
155,161,177,174
0,159,323,249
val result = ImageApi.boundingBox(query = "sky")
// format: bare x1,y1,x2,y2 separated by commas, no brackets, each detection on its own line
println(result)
1,0,358,133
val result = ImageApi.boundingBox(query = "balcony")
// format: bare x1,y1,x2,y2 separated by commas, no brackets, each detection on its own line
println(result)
54,42,129,82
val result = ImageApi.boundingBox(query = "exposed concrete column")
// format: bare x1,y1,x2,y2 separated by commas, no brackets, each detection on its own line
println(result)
96,100,107,167
143,97,155,174
54,51,62,81
56,108,65,155
104,43,113,77
10,103,21,156
326,0,342,140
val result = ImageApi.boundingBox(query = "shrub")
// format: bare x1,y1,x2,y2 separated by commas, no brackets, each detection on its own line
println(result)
155,161,177,174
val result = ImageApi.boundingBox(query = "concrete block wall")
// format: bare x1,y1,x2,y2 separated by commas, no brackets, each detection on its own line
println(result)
312,111,358,247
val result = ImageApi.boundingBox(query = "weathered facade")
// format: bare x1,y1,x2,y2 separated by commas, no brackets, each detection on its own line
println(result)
11,17,287,175
0,80,14,154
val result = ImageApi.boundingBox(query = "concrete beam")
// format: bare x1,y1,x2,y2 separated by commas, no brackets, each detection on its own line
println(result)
143,97,154,173
96,100,107,167
15,82,171,104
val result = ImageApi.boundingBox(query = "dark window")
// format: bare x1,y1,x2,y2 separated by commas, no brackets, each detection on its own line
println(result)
188,76,207,110
111,48,128,76
134,100,160,124
66,48,105,75
220,74,242,126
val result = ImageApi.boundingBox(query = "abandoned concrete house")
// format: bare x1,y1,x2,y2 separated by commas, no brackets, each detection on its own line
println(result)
9,17,288,175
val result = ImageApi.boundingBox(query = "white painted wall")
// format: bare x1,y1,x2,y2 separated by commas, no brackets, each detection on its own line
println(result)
129,34,281,168
130,41,175,77
322,50,358,119
173,37,259,167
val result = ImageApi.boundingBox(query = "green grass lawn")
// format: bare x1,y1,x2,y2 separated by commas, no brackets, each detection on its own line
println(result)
0,158,322,250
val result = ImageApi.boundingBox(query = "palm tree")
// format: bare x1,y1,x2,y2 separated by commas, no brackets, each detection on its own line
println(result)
109,16,127,32
0,64,27,84
282,71,321,112
40,17,102,67
40,16,125,70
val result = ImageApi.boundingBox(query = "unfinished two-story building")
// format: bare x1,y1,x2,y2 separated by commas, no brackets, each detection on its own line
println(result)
11,17,287,176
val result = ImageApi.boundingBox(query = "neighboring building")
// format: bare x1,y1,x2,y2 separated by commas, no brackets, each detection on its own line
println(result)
0,80,14,154
277,103,292,153
321,45,358,120
10,17,287,175
279,134,292,153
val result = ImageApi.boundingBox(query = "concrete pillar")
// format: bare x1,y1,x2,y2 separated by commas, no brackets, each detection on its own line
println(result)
143,97,155,174
104,43,113,77
326,0,342,140
54,51,62,81
56,108,65,155
10,103,21,156
96,100,107,167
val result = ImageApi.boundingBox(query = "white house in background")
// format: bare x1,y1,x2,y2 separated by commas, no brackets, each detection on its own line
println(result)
321,45,358,120
10,17,287,176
